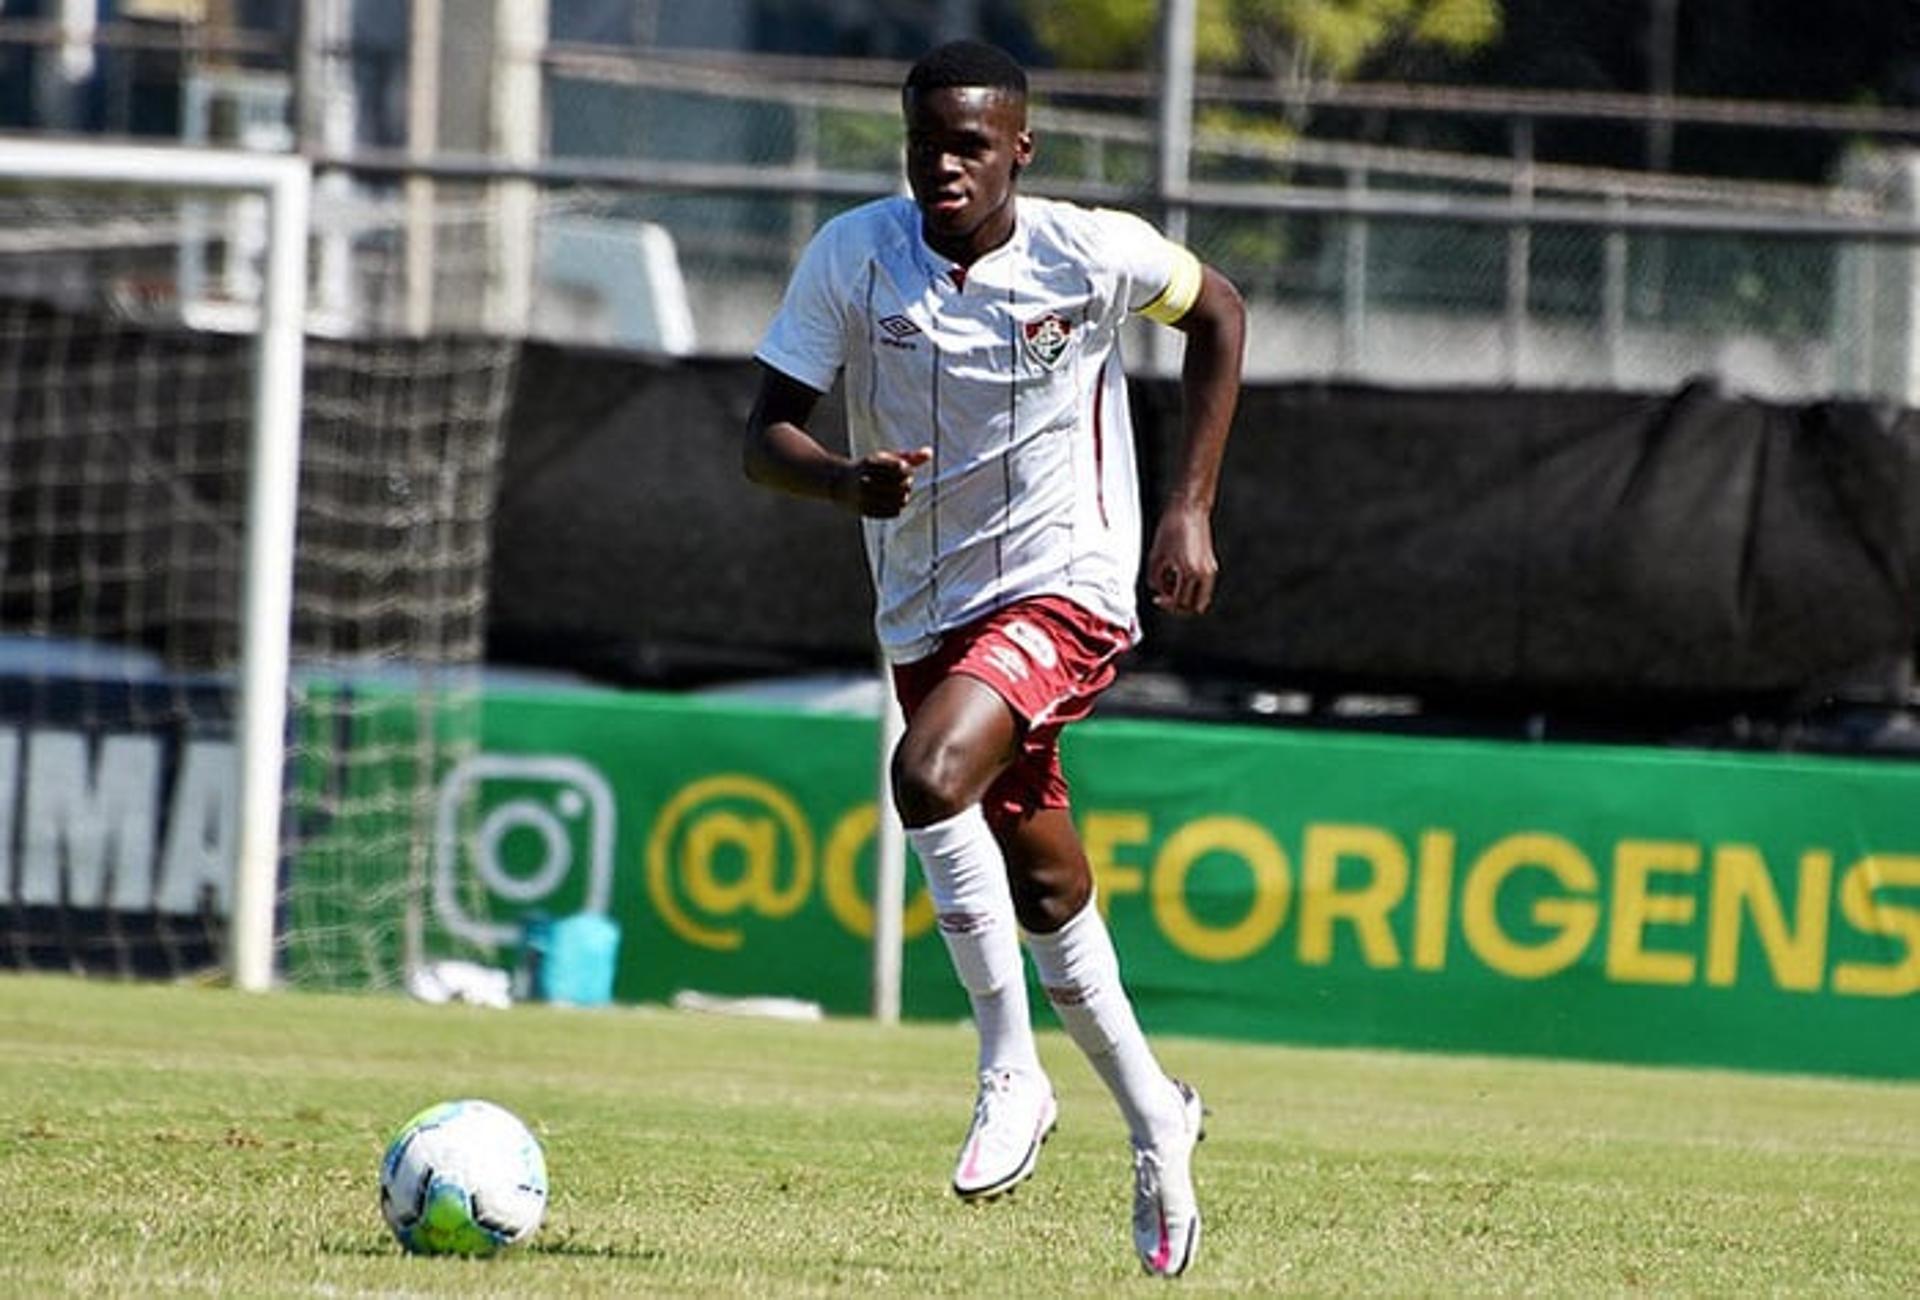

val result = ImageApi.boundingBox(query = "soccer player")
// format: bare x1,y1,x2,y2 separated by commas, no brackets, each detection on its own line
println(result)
743,39,1244,1278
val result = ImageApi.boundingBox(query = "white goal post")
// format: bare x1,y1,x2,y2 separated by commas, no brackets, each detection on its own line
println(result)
0,139,309,993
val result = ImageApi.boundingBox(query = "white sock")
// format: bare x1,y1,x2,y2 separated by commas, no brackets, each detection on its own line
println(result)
1025,898,1180,1146
906,806,1044,1080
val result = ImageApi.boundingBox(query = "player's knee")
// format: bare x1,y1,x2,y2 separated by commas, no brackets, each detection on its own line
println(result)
890,734,981,826
1011,872,1092,935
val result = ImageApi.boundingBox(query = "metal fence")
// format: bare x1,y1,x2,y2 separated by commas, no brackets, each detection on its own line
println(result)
281,46,1920,403
6,20,1920,402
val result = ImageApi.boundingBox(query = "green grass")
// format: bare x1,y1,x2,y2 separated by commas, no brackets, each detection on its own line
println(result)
0,975,1916,1297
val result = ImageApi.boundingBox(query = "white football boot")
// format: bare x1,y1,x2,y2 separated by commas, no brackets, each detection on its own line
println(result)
1132,1079,1206,1278
951,1067,1058,1201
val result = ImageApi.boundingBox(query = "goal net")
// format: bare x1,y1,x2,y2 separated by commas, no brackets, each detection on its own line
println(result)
0,143,517,991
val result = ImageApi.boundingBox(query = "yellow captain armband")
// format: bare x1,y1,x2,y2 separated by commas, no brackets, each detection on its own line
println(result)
1137,245,1203,325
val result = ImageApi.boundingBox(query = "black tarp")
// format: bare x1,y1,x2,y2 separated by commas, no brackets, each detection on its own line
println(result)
493,348,1919,717
488,350,873,681
2,302,1909,723
1137,377,1919,708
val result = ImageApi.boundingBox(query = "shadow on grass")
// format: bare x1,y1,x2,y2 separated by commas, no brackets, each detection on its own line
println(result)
327,1235,665,1262
526,1239,668,1261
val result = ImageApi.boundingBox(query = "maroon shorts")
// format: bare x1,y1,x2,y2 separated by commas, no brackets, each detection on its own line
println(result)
891,595,1133,825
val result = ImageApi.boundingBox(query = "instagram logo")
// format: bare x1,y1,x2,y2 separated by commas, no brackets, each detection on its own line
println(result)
432,753,616,949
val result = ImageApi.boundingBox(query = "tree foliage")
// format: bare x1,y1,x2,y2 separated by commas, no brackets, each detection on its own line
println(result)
1021,0,1500,79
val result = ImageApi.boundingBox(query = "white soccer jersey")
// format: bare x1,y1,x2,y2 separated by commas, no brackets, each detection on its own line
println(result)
757,194,1193,663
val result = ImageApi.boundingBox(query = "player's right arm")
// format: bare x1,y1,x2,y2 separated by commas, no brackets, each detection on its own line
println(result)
744,364,932,519
745,208,932,518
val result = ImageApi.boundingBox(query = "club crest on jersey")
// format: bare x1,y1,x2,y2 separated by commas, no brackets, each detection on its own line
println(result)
1022,312,1075,369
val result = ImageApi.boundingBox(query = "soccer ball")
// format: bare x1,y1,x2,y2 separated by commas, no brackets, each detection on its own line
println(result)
379,1099,549,1256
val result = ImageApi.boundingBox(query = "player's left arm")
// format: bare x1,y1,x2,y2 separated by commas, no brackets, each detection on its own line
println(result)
1146,259,1246,616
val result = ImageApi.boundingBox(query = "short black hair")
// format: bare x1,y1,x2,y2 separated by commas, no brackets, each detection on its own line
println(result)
903,40,1028,98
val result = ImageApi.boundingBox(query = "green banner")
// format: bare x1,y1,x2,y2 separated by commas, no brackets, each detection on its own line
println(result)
295,686,1920,1078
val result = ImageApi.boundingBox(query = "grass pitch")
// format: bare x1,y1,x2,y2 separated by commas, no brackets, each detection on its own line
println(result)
0,975,1915,1297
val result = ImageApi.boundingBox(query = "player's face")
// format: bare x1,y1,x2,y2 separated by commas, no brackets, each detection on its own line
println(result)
903,86,1033,265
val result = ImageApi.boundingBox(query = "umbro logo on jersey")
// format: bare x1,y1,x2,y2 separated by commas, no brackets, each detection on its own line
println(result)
877,314,922,349
1022,312,1075,369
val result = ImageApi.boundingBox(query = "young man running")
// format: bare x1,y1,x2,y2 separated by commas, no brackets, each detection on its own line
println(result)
744,39,1244,1278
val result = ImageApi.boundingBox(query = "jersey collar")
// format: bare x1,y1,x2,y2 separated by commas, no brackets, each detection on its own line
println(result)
911,196,1027,293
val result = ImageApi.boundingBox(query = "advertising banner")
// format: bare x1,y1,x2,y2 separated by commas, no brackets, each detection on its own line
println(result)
0,677,231,976
340,686,1919,1079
